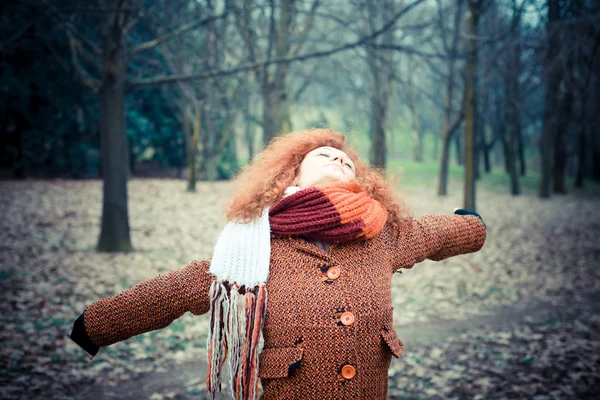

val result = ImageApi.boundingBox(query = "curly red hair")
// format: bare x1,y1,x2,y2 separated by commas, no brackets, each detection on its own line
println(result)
223,128,412,231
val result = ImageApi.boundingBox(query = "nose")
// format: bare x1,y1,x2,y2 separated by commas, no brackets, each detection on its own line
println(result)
332,155,344,164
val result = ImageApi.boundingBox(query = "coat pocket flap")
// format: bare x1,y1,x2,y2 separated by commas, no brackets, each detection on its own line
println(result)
258,347,304,379
381,327,404,358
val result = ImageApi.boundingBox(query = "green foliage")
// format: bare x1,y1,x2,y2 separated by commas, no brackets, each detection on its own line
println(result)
0,1,99,178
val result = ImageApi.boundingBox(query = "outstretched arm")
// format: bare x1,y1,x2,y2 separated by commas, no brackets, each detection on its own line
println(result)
390,210,487,271
70,259,214,357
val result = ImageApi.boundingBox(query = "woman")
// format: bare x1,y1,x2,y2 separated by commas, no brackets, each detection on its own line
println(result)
70,128,487,399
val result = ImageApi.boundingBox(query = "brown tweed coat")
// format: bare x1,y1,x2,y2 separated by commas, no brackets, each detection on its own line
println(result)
80,214,486,399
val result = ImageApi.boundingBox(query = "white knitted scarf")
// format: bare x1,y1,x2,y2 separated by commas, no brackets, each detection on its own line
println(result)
206,185,304,400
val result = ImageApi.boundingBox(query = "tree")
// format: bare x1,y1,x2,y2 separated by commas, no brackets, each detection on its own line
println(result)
58,0,227,251
539,0,561,198
504,7,522,196
463,0,480,211
437,0,465,196
233,0,320,145
365,0,398,169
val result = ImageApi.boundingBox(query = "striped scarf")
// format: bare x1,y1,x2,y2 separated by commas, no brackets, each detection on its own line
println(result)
206,181,388,400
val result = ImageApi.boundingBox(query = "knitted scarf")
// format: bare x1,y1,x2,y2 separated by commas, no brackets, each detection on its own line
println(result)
206,181,388,400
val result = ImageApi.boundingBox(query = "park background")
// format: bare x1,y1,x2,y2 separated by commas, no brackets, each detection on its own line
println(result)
1,0,599,398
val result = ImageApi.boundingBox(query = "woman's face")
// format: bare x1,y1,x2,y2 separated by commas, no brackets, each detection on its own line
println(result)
295,146,356,188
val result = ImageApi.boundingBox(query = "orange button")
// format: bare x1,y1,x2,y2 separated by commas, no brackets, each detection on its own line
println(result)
340,311,355,326
341,365,356,379
327,266,341,280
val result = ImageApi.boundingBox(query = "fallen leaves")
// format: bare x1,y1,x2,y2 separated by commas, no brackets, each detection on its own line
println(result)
1,179,599,399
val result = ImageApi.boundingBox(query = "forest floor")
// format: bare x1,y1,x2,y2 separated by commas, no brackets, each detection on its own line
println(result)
1,178,599,399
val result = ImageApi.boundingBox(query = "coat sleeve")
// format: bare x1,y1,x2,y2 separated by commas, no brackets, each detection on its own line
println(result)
389,214,487,271
69,259,214,355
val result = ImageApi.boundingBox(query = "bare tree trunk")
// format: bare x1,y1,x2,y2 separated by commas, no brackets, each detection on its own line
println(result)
261,69,291,145
505,23,521,195
438,89,453,196
439,134,452,195
575,124,587,188
187,104,200,191
438,113,463,196
366,1,395,170
540,0,561,198
517,124,526,176
481,125,493,173
433,129,439,161
593,111,600,182
464,0,479,211
97,6,132,252
592,77,600,182
506,104,520,195
455,134,464,165
411,120,423,162
438,0,464,196
200,104,219,181
369,93,388,169
244,98,256,162
257,0,295,146
407,60,423,162
261,87,279,145
553,89,572,194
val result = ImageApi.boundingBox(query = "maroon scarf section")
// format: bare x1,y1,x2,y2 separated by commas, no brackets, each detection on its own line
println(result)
268,186,367,243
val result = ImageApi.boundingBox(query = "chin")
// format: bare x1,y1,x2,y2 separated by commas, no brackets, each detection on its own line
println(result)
314,177,345,186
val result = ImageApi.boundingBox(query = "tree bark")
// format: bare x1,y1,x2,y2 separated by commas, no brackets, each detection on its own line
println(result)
261,87,278,146
553,89,572,194
506,101,520,195
407,60,423,162
366,1,395,170
244,101,256,162
540,0,561,198
187,104,200,191
200,103,219,181
455,133,464,165
464,0,479,211
259,0,294,146
575,124,587,188
482,128,491,173
97,6,132,252
369,93,388,169
592,77,600,182
438,110,463,196
517,123,526,176
438,0,464,195
505,22,521,196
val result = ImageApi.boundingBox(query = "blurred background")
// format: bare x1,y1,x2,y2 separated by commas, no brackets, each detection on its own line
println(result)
1,0,599,399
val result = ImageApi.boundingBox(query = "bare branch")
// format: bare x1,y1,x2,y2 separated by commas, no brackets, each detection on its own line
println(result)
129,0,426,87
130,11,228,55
290,0,321,57
40,0,102,55
1,22,34,50
369,43,458,60
68,33,101,91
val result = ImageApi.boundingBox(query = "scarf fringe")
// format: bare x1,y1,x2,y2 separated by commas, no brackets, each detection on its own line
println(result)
206,280,228,398
207,280,267,400
227,284,241,400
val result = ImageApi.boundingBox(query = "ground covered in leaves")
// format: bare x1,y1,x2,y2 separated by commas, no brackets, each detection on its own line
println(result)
1,179,599,399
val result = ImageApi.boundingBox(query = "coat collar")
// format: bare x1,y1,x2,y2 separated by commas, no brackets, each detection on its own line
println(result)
270,233,339,262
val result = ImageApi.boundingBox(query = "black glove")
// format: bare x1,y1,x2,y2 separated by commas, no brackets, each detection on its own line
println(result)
453,208,486,229
70,312,99,356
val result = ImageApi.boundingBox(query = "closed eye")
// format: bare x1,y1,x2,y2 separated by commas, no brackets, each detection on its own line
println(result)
318,153,353,170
